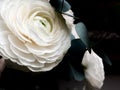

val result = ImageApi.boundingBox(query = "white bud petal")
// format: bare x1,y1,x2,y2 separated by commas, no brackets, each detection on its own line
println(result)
82,49,105,89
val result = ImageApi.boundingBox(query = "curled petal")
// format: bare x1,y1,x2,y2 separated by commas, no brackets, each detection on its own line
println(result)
10,45,35,63
8,35,29,53
28,60,60,72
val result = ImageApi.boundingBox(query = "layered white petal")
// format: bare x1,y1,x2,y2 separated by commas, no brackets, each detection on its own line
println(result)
82,49,105,89
0,0,73,72
62,10,74,30
0,31,9,45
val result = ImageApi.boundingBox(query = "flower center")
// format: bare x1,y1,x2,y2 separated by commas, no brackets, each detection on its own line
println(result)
33,16,51,33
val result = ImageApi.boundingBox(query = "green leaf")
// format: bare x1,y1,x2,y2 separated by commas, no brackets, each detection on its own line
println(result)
50,0,71,12
93,48,112,66
103,54,112,66
71,34,75,40
69,64,85,81
99,52,112,66
68,39,86,69
75,22,90,50
69,39,86,54
67,39,86,81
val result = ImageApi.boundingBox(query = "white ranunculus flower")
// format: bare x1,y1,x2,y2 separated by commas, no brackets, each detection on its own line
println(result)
0,0,74,72
82,49,105,89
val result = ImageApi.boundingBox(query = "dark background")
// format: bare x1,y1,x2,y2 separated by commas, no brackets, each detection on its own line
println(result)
69,0,120,33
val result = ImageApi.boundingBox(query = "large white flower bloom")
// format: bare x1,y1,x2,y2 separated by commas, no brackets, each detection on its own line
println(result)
82,49,105,89
0,0,74,72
